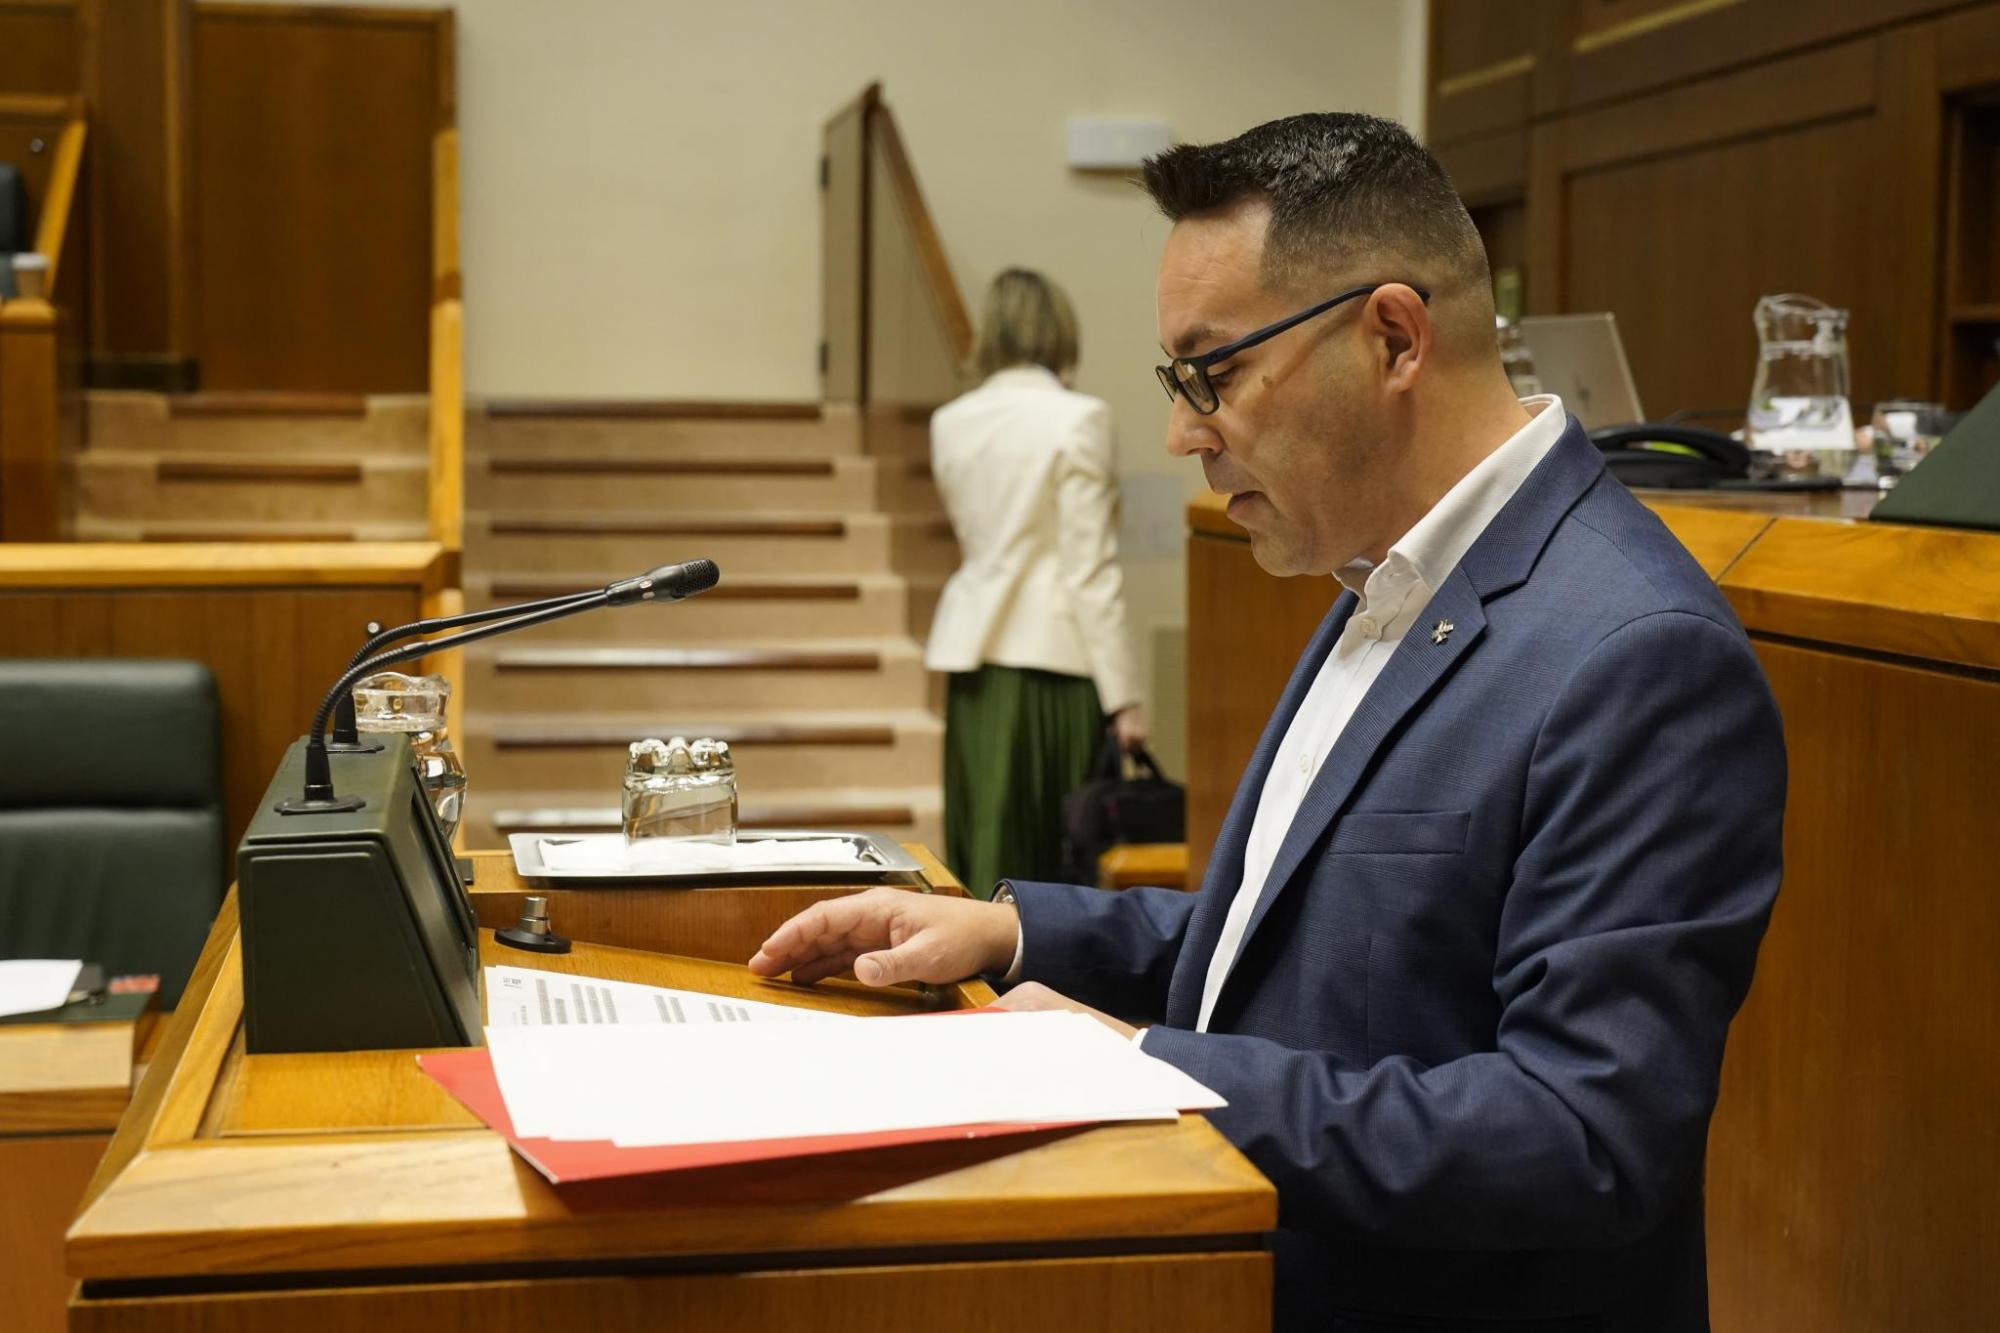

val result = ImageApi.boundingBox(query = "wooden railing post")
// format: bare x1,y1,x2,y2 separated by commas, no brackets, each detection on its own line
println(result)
0,298,65,541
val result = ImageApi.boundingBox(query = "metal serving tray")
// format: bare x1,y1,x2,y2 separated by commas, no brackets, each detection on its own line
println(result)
508,829,924,885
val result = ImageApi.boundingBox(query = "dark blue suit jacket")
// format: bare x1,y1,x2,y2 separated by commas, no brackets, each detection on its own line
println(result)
1009,421,1785,1332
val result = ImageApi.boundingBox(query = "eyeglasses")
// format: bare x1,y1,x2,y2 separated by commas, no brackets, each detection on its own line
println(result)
1154,282,1432,415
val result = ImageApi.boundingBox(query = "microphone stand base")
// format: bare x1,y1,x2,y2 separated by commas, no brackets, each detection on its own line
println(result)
496,924,571,954
273,795,368,815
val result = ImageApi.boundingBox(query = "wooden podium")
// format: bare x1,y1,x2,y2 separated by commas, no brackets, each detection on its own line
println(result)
0,1001,150,1333
64,849,1275,1331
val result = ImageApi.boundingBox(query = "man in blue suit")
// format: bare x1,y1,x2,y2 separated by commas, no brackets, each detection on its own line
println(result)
751,113,1784,1332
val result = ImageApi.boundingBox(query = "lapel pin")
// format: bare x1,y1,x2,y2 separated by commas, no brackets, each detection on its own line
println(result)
1431,619,1455,645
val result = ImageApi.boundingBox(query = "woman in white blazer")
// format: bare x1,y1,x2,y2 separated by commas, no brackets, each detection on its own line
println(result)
925,269,1146,897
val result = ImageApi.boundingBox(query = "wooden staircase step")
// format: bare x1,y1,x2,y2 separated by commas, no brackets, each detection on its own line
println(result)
77,450,430,526
486,456,837,478
482,400,822,421
460,710,942,791
72,517,429,542
487,718,908,748
490,645,885,672
470,457,886,512
168,391,370,418
154,458,367,484
487,514,848,539
472,404,862,460
471,640,930,712
467,511,951,578
467,572,918,644
462,785,943,851
88,390,431,455
483,573,865,603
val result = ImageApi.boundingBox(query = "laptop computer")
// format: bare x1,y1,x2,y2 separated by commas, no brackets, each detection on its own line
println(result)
1517,312,1645,430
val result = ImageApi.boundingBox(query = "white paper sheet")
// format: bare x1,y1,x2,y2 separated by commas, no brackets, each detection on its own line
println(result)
483,1008,1225,1146
485,965,858,1029
536,835,865,874
0,959,83,1019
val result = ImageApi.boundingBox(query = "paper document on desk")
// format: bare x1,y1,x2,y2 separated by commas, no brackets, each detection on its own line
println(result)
0,958,83,1018
485,965,859,1029
484,1009,1224,1146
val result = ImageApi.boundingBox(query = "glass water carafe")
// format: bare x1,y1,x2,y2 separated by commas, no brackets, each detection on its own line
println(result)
351,671,466,844
623,737,737,845
1746,293,1855,479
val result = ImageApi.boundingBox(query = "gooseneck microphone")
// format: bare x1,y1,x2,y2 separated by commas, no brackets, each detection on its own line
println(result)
280,558,720,814
328,561,720,747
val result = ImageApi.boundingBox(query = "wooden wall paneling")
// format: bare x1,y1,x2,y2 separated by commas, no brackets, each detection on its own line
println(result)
1705,639,2000,1333
1546,36,1900,416
1427,0,1546,144
1434,126,1528,209
1184,507,1337,891
0,1132,110,1333
0,543,447,845
821,83,874,406
0,0,78,97
190,4,447,392
1934,5,2000,404
0,582,428,846
1934,0,2000,90
1523,118,1565,315
1562,0,1956,112
0,297,63,539
1871,20,1946,400
79,0,198,390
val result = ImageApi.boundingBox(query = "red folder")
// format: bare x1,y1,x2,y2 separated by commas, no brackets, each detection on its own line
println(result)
418,1046,1085,1184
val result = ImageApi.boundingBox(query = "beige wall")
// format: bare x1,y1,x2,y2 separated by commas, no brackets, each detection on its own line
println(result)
235,0,1427,773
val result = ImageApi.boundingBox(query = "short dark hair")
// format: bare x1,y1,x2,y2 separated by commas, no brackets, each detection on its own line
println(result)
1140,112,1487,294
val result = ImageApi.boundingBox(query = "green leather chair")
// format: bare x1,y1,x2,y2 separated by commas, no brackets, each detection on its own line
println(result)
0,659,227,1007
0,161,25,299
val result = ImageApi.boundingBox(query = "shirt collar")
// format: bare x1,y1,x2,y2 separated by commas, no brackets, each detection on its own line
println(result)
1335,395,1567,610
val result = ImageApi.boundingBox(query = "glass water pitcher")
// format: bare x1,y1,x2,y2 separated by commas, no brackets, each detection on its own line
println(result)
351,671,467,845
1745,293,1855,480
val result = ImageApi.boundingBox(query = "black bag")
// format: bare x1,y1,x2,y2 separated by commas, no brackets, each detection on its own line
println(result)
1058,734,1185,886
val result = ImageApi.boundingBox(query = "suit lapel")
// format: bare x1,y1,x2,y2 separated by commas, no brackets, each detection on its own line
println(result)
1217,571,1489,993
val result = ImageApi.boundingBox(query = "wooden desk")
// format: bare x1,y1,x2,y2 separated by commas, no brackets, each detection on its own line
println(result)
67,854,1275,1331
0,1007,148,1333
1185,487,2000,1330
0,542,459,850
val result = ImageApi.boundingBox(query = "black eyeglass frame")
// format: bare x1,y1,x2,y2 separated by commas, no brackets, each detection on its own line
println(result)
1155,281,1432,415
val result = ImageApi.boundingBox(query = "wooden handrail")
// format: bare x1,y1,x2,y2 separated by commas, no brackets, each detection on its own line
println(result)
427,125,463,555
868,100,974,365
33,115,87,296
432,125,460,301
0,100,84,541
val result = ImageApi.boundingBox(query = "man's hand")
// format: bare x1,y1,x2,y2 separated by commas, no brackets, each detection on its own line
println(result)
748,887,1019,987
991,981,1138,1040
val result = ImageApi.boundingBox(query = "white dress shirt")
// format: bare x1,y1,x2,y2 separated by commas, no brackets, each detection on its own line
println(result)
1189,396,1567,1032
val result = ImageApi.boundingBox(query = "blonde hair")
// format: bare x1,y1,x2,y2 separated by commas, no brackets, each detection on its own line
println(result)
974,268,1080,378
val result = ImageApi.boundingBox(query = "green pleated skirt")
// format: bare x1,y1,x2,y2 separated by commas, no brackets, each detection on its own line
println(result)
943,664,1104,899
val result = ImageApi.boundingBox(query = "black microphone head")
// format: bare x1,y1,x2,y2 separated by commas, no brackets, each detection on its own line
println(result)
663,558,720,597
607,559,722,606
